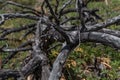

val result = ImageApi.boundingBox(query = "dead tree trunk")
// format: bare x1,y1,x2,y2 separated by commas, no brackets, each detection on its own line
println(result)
0,0,119,80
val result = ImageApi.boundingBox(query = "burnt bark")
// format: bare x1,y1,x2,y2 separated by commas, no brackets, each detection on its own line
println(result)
0,0,120,80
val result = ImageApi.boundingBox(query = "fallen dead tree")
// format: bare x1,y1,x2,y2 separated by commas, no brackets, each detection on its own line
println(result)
0,0,119,80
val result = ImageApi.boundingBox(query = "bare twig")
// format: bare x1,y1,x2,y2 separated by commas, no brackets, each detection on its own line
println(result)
1,23,35,37
44,0,59,24
59,0,72,18
2,47,32,52
1,1,41,16
0,69,20,79
0,15,5,25
54,0,59,15
86,15,120,31
2,41,32,66
0,13,39,24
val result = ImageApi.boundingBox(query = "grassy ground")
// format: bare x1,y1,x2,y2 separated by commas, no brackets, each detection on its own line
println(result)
0,0,120,80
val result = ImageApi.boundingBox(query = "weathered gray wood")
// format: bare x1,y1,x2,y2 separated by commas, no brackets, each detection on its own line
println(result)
99,28,120,37
0,0,120,80
81,32,120,49
49,43,76,80
0,69,20,79
86,15,120,31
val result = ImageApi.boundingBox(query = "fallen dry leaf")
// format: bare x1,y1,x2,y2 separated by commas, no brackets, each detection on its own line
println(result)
75,47,83,53
101,62,112,69
60,74,66,80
